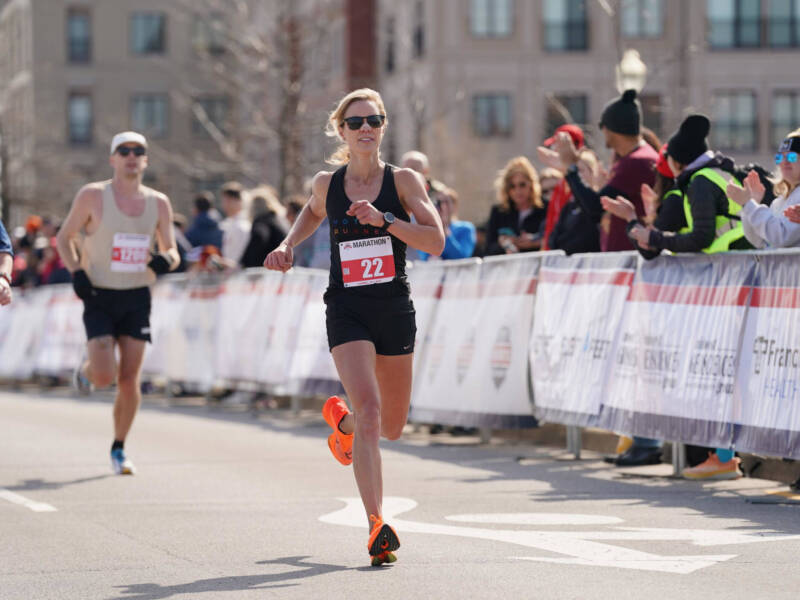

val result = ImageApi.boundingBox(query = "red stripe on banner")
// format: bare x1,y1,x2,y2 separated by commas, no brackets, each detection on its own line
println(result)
750,286,800,308
628,283,751,306
538,269,634,287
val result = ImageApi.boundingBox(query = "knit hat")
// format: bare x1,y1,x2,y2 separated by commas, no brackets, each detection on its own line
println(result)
598,89,641,136
667,114,710,166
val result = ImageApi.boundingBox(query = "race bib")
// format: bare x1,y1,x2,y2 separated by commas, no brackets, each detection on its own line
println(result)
339,236,396,287
111,233,151,272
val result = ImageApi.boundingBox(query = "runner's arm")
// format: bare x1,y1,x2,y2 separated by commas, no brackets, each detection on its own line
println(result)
56,185,98,273
153,194,180,271
281,172,329,250
389,168,445,256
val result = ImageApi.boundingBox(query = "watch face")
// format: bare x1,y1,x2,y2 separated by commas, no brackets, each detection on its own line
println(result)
384,212,395,224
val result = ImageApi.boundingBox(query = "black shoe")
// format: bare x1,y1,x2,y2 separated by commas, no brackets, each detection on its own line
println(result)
614,446,663,467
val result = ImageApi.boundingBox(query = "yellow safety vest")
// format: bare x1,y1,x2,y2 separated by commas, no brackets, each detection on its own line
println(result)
681,167,744,254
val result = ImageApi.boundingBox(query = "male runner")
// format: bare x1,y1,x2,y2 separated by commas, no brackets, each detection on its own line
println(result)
56,131,179,475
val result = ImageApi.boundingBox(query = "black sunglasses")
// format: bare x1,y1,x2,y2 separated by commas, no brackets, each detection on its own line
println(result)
116,146,146,157
341,114,385,130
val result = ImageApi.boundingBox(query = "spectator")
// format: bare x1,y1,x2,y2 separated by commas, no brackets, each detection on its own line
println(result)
729,128,800,248
401,150,445,262
286,196,304,226
418,187,476,261
548,148,601,255
472,222,487,258
539,167,563,208
219,181,252,264
172,212,191,273
38,237,71,284
0,219,13,306
485,156,546,255
626,114,752,256
553,89,658,252
240,186,290,269
538,125,585,250
185,192,223,250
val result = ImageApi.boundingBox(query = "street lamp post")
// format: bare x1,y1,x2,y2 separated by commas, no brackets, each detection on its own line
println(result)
616,48,648,94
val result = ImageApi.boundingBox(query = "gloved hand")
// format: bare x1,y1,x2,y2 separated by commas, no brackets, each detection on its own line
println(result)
147,253,173,275
71,269,94,300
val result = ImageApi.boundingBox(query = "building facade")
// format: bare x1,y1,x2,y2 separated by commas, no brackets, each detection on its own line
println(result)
0,0,369,224
376,0,800,223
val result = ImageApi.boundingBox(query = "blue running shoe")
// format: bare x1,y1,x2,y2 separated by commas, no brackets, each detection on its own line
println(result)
72,362,92,395
111,448,136,475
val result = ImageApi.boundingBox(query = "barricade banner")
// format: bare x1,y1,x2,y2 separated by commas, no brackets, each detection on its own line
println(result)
214,270,284,384
33,286,85,375
734,253,800,458
142,278,185,377
604,254,755,447
411,255,538,428
530,253,636,427
407,262,445,402
0,287,52,379
286,269,342,396
162,277,222,390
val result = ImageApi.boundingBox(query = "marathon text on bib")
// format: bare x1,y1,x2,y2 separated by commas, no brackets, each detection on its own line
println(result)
111,233,151,272
339,236,396,287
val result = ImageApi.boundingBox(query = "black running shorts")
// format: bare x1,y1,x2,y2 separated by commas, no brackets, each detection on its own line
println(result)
325,293,416,355
82,286,152,343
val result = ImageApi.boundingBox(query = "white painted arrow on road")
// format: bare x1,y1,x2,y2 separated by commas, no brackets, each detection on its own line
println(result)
320,497,800,574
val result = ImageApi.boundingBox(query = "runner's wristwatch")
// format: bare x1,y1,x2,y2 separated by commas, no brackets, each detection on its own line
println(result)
381,211,396,231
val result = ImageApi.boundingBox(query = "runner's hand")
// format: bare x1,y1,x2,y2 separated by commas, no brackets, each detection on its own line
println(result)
0,278,11,306
346,200,383,228
264,242,293,272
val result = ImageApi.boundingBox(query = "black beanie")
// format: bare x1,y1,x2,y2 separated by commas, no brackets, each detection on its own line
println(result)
667,114,710,166
598,89,641,136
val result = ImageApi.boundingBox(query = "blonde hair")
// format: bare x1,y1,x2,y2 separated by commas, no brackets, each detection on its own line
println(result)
325,88,388,165
494,156,542,211
774,127,800,198
248,185,285,220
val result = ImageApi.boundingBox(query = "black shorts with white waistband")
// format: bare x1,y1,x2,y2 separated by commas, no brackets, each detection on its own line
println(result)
325,292,416,356
82,286,152,343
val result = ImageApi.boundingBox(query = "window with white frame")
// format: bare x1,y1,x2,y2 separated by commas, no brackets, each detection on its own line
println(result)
621,0,663,38
469,0,513,38
473,94,512,137
712,91,758,151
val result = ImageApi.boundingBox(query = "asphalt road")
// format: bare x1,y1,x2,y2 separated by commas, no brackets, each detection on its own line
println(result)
1,389,799,600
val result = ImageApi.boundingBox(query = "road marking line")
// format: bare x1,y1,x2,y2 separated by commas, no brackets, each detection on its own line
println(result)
0,489,57,512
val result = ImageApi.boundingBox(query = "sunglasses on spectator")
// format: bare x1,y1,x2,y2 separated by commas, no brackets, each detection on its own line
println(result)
341,115,385,130
775,152,798,165
116,146,146,157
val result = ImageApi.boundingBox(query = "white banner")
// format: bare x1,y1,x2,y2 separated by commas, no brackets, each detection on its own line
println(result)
734,253,800,457
604,254,753,446
33,286,85,375
531,253,635,426
411,255,538,427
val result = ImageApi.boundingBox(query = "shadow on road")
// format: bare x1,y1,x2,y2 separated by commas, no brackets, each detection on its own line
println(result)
108,555,356,600
3,474,111,491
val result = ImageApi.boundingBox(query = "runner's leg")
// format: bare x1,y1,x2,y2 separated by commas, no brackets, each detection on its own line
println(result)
85,335,116,388
114,335,146,442
375,353,413,440
331,340,382,522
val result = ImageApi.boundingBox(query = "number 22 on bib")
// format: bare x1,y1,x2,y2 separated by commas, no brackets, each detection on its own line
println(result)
339,236,396,287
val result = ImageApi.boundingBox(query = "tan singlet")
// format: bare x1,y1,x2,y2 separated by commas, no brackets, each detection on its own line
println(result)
82,181,159,289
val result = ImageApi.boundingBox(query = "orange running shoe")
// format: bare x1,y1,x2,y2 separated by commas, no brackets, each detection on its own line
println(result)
367,514,400,566
322,396,353,466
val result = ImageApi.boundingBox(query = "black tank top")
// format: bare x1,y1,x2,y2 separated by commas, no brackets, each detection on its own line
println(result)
325,163,410,299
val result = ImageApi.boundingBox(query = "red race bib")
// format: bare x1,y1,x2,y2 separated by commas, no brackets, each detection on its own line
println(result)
339,236,396,287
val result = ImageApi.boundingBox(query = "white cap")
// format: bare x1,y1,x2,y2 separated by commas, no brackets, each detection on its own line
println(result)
110,131,147,154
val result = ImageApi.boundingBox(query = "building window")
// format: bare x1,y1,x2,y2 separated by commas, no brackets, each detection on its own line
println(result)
191,96,229,137
708,0,761,48
545,94,588,137
413,1,426,58
384,16,396,73
131,13,166,55
470,0,513,38
131,95,168,138
67,8,91,63
193,14,226,55
621,0,663,38
768,0,800,47
68,93,92,145
772,91,800,146
543,0,588,51
640,93,663,138
712,91,757,151
472,94,512,137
